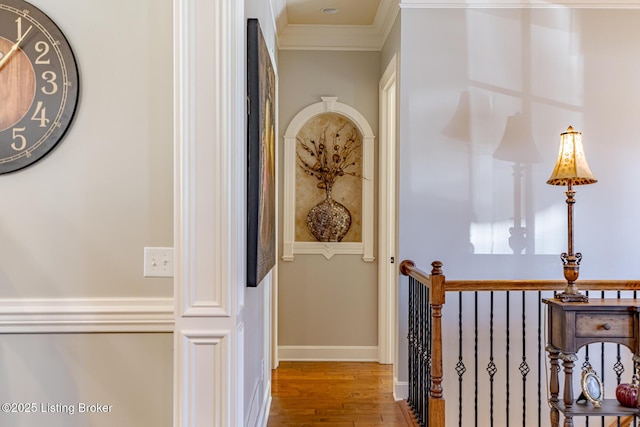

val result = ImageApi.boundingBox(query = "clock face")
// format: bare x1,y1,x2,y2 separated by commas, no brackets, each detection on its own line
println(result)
0,0,79,174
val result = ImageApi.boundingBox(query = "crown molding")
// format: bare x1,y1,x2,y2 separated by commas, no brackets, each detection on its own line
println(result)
275,0,639,51
277,0,400,51
272,0,288,34
278,24,382,51
400,0,640,7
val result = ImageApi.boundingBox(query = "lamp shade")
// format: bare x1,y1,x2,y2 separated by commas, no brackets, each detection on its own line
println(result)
546,126,597,186
494,113,541,163
442,91,471,142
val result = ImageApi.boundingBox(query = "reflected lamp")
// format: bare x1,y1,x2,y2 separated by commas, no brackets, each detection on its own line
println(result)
494,113,541,254
547,126,597,302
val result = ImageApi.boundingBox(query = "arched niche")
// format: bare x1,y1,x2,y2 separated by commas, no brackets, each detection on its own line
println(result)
282,96,375,261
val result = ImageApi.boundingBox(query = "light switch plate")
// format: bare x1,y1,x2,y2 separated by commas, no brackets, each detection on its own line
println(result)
144,247,174,277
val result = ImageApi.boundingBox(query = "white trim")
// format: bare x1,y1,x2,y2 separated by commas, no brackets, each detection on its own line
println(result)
378,55,398,365
0,298,174,333
282,97,375,262
173,0,244,426
278,345,378,361
278,25,383,51
176,331,231,426
270,32,280,370
174,0,242,320
255,380,272,427
289,241,364,260
400,0,640,7
377,0,401,44
394,380,408,401
245,377,261,427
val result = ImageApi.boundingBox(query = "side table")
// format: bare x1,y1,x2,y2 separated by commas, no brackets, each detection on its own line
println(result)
544,298,640,427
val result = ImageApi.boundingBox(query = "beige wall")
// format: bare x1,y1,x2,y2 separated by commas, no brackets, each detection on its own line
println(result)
0,333,172,426
0,0,173,298
0,0,173,425
278,50,380,351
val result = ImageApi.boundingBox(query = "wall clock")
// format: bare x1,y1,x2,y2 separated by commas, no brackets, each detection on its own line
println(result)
0,0,79,174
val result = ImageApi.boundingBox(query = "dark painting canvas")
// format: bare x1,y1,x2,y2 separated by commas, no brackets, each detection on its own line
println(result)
247,19,276,287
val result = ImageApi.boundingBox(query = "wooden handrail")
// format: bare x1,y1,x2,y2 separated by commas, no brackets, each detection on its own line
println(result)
400,260,640,292
399,259,640,427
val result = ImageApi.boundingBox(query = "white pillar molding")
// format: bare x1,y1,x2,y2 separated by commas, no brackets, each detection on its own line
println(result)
173,0,244,425
176,331,231,425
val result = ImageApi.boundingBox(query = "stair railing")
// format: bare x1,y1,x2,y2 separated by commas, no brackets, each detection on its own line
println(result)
400,259,640,427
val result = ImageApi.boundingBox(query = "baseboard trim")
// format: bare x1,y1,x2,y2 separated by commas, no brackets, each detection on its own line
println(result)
255,380,271,427
0,297,174,333
394,379,408,400
278,345,378,361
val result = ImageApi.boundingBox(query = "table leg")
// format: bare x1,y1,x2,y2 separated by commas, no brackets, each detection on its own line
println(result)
547,346,561,427
562,352,578,427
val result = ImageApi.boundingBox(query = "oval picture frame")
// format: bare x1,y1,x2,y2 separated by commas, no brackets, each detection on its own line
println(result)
581,367,603,407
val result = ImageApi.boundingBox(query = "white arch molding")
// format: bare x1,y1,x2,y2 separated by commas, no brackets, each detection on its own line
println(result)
282,97,375,261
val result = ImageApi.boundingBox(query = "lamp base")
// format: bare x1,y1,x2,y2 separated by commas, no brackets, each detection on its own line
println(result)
555,292,588,303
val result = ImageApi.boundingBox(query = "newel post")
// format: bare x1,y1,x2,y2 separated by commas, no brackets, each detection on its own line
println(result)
429,261,446,426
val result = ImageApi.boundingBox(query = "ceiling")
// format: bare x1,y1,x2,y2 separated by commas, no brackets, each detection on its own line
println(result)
275,0,399,50
285,0,382,25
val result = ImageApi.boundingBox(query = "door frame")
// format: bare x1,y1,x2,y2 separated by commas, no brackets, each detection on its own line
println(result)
378,54,398,368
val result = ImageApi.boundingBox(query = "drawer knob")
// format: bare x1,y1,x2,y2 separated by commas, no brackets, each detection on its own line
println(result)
602,323,612,330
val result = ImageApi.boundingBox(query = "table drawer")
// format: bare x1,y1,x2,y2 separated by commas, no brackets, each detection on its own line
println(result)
576,313,634,338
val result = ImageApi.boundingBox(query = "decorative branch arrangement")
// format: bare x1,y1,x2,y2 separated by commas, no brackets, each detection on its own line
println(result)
296,122,362,199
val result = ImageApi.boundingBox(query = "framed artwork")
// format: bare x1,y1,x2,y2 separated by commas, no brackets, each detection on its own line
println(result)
295,113,363,243
246,18,276,287
579,367,603,407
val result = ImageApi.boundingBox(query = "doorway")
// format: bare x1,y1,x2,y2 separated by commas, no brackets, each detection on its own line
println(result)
378,53,399,389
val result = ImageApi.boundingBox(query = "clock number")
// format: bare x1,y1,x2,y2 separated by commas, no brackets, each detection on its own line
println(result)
15,17,32,41
31,102,49,128
11,128,27,151
35,41,51,65
15,17,23,39
41,71,58,95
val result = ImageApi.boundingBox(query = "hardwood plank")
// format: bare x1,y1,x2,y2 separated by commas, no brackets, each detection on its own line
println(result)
268,362,418,427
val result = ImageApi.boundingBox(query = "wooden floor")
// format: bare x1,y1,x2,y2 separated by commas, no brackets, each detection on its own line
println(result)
267,361,418,427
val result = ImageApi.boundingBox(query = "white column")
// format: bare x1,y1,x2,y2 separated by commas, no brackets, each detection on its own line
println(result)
173,0,244,425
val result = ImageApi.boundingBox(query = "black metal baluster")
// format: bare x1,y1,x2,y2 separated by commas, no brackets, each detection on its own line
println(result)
615,291,624,427
584,346,591,427
537,291,542,427
416,279,422,424
487,292,496,426
407,278,412,411
417,279,422,424
407,277,415,418
426,286,431,426
457,292,466,427
419,279,425,425
584,292,590,427
416,279,421,425
601,290,606,427
506,290,511,427
417,278,424,425
520,291,530,427
475,292,479,427
409,276,422,426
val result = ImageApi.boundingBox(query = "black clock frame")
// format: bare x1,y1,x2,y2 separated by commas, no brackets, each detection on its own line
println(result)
0,0,79,174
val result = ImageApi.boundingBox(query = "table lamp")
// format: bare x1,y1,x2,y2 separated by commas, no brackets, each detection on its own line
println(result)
546,126,597,302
